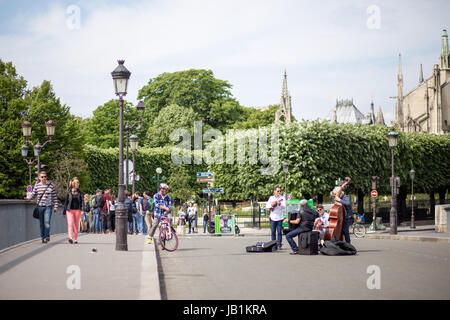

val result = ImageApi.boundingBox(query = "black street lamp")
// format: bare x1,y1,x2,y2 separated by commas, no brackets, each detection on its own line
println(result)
111,59,131,251
282,161,289,198
152,167,165,192
387,130,399,235
410,169,416,229
130,134,139,195
21,118,56,179
125,101,145,191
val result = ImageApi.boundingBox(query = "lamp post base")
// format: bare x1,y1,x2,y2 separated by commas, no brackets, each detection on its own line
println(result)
115,204,128,251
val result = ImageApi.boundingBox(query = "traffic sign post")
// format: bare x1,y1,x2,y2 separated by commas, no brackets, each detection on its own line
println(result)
202,188,224,194
371,190,378,198
197,172,214,177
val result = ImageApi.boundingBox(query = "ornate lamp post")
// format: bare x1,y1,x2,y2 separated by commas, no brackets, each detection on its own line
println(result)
130,134,139,195
125,101,145,191
410,169,416,229
388,130,399,235
152,167,165,192
282,161,289,199
111,59,131,251
21,118,56,178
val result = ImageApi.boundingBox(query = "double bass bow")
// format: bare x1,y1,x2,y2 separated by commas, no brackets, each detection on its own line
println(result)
324,177,351,241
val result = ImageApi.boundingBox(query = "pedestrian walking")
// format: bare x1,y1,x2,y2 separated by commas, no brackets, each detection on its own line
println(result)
63,177,85,244
178,206,186,226
91,189,104,233
109,194,116,234
143,191,153,234
124,190,134,234
266,186,286,250
203,208,209,233
193,203,199,233
101,187,112,234
132,192,140,234
187,202,194,234
82,194,91,233
25,171,58,244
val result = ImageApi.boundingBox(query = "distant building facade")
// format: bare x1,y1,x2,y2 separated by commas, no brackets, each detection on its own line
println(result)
327,98,385,126
393,29,450,134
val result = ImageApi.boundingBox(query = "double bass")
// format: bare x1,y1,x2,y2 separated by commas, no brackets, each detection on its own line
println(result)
324,177,351,241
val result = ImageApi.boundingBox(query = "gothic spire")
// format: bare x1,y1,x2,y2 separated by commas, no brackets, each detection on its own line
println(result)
375,106,385,126
395,53,404,128
419,63,424,83
440,29,449,69
275,70,292,123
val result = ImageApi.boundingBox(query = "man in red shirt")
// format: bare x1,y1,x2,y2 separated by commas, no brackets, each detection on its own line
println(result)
101,187,111,234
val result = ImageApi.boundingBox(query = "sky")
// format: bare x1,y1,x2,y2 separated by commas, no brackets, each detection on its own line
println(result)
1,0,449,125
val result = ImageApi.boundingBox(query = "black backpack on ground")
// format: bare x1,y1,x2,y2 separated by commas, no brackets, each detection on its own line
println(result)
320,238,357,256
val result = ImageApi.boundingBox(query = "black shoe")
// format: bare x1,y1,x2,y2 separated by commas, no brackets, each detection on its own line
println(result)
42,239,47,244
45,237,50,243
290,251,299,255
68,239,73,244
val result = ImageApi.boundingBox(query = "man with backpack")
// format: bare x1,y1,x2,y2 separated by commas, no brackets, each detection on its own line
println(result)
91,189,104,233
143,191,154,236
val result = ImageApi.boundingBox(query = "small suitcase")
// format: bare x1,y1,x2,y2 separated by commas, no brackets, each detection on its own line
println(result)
298,231,319,255
246,245,265,252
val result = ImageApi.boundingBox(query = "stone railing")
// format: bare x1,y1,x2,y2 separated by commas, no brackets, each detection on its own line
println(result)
0,199,67,251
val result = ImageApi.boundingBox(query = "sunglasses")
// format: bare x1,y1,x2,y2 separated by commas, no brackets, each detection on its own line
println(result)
40,176,47,178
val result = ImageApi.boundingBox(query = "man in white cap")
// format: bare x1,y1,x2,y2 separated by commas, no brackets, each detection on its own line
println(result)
147,183,171,244
284,199,318,254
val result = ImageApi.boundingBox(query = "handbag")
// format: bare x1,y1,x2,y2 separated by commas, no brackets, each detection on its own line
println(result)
32,184,51,220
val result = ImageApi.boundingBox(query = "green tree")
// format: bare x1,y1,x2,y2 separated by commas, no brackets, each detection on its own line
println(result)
138,69,245,129
233,105,278,129
84,99,141,148
0,60,29,198
166,164,196,204
145,104,200,148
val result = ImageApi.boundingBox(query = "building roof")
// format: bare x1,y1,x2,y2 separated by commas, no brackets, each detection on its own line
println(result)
327,99,366,124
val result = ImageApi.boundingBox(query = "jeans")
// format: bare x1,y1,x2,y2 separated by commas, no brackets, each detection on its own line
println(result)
270,219,283,247
38,206,52,240
343,218,354,243
132,213,140,233
102,210,112,232
137,212,146,233
203,219,208,233
187,219,192,233
84,212,90,231
286,228,304,252
92,208,101,232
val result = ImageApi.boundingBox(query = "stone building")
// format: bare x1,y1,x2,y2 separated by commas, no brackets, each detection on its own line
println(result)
393,29,450,134
327,98,385,126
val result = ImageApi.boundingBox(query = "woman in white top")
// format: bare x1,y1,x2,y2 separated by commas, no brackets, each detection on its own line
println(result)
266,186,286,250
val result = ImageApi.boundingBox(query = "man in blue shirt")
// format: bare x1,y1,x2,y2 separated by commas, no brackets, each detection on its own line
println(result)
333,186,354,243
147,183,171,244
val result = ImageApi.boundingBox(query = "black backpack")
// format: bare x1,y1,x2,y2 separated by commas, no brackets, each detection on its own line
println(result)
320,238,357,256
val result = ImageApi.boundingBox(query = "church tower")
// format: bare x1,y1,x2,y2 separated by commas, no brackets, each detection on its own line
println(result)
440,29,450,84
275,71,292,123
395,54,404,129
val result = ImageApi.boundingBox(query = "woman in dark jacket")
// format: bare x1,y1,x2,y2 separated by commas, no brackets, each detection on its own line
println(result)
63,177,85,244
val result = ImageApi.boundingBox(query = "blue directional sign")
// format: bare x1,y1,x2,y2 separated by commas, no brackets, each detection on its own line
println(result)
197,172,214,177
202,188,223,193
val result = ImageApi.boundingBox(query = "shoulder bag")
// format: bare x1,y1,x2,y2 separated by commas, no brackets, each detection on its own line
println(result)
32,184,51,219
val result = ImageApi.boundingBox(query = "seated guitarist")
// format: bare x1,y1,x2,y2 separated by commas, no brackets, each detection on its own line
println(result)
333,177,354,243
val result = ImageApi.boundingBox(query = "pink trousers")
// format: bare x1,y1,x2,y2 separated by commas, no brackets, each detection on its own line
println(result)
66,209,82,240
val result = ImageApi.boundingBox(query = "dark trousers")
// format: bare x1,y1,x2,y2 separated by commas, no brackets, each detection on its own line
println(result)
343,218,353,243
102,211,112,232
286,228,309,252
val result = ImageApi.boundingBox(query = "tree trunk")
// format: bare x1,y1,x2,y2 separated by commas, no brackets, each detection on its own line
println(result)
438,186,446,205
357,189,364,214
429,192,436,218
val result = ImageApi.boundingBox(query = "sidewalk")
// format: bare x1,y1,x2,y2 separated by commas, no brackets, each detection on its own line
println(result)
0,233,160,300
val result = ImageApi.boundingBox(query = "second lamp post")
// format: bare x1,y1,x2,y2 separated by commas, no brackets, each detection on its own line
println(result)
387,130,400,235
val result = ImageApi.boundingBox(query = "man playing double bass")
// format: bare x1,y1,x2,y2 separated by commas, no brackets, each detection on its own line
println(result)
333,177,354,243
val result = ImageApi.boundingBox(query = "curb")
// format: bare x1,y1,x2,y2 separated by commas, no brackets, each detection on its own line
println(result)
364,234,450,243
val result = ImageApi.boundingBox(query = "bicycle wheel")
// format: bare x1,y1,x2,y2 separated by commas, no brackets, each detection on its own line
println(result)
353,223,366,238
159,229,178,252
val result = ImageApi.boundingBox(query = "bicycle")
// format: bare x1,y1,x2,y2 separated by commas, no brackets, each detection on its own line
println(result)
352,214,366,238
158,214,179,252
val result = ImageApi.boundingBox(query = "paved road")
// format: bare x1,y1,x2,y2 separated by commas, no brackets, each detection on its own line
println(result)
158,235,450,300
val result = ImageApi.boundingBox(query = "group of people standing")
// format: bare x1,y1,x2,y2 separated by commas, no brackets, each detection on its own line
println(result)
26,171,174,244
266,178,355,255
177,202,200,233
